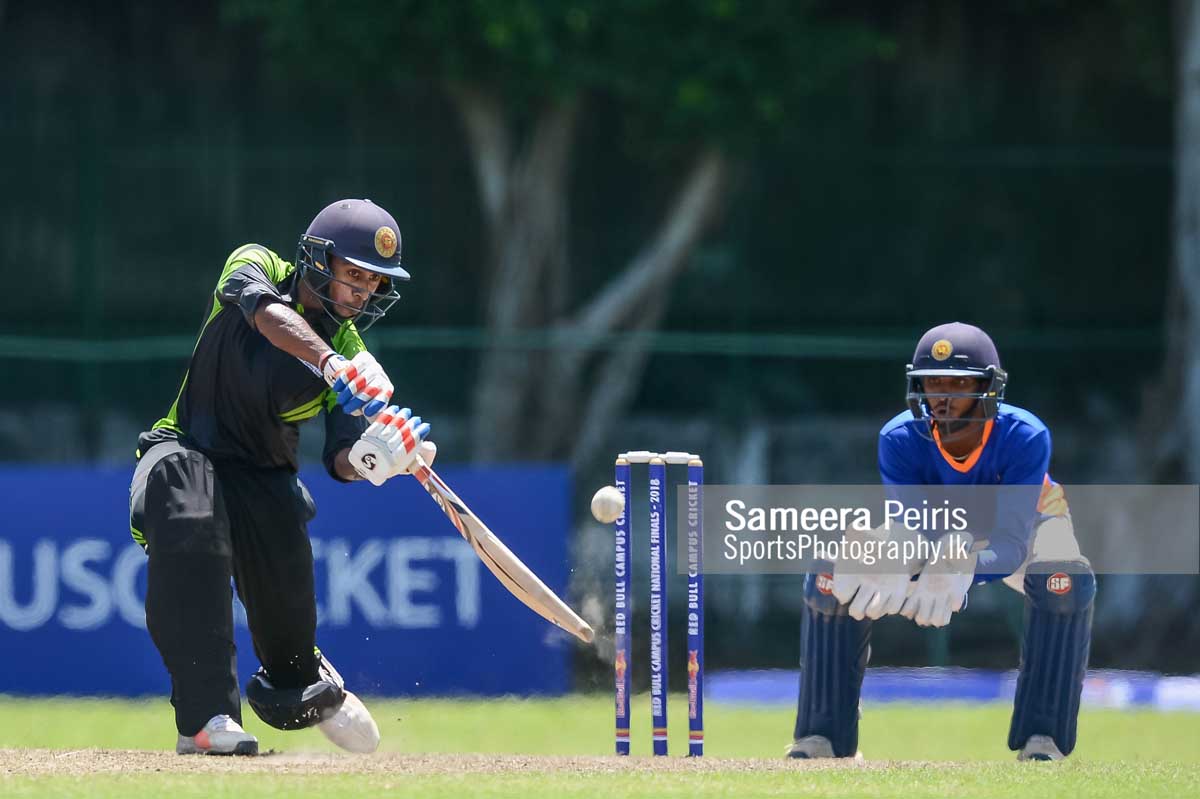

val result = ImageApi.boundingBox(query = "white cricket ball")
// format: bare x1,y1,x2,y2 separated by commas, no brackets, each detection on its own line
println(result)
590,485,625,524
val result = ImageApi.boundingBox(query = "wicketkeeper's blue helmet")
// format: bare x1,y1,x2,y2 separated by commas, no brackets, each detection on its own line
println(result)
905,322,1008,437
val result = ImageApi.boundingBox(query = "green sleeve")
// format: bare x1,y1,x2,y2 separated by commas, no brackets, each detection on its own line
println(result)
214,244,296,328
323,321,370,411
217,243,294,289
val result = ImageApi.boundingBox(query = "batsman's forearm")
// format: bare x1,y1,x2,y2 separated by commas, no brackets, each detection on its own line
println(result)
333,448,362,481
254,301,335,368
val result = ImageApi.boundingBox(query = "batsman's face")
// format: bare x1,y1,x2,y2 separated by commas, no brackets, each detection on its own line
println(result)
922,376,985,420
328,257,385,316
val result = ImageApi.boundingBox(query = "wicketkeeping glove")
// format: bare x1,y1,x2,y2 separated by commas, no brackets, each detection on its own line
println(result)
348,406,432,486
833,569,912,622
322,351,394,419
832,523,927,621
899,533,978,628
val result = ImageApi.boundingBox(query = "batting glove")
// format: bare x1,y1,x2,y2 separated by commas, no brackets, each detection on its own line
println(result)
322,351,394,419
348,406,432,486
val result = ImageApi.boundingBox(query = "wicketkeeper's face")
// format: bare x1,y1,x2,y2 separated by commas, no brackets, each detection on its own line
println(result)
327,257,386,316
922,376,986,420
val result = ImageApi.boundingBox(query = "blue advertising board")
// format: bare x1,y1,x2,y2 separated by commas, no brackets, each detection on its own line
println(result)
0,464,573,697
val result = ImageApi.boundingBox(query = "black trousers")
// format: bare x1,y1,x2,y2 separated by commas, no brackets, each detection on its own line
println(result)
129,439,320,736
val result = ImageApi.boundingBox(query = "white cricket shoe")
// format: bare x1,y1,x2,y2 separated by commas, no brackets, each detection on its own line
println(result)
176,714,259,756
319,691,380,754
787,734,835,759
785,735,864,760
1018,734,1065,762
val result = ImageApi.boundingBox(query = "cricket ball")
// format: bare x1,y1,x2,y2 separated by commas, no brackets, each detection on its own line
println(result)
590,485,625,524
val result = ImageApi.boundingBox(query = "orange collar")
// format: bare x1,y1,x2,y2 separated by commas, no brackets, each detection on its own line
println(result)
932,419,994,473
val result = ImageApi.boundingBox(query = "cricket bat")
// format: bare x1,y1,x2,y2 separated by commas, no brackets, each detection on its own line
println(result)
410,458,596,644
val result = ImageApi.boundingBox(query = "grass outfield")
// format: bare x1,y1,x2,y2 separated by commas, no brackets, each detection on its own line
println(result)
0,695,1197,798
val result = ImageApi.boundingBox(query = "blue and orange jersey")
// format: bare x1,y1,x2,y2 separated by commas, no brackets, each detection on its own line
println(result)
878,404,1065,576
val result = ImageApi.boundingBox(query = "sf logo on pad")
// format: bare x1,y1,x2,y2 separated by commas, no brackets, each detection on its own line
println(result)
1047,573,1072,594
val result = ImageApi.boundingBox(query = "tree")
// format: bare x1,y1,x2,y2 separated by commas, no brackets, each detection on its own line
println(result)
225,0,884,465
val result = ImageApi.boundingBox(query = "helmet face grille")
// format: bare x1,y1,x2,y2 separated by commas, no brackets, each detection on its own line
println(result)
905,364,1008,441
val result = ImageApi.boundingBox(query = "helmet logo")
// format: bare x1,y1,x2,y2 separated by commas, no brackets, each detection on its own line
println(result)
375,226,398,259
932,339,953,361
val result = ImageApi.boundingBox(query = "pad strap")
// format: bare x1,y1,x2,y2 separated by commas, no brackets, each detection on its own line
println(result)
246,651,347,731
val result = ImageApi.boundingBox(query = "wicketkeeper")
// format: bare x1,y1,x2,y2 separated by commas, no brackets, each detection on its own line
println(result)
129,199,436,755
789,322,1094,761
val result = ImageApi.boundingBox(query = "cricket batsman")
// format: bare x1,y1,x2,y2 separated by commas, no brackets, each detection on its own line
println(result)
789,322,1094,762
128,199,435,755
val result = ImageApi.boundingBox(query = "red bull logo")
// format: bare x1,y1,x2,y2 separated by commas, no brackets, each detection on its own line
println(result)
1047,573,1072,595
816,573,834,595
615,650,628,719
687,650,700,716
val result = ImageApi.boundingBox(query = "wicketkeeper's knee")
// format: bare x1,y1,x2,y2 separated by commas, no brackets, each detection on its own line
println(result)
1023,559,1096,613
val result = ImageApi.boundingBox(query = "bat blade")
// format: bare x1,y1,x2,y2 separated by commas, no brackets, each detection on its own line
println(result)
412,461,595,644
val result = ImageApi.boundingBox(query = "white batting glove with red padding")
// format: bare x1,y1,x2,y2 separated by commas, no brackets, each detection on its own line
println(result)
322,351,394,419
348,406,432,486
408,440,437,474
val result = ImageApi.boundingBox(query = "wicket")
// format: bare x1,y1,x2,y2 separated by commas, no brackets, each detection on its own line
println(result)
614,450,704,757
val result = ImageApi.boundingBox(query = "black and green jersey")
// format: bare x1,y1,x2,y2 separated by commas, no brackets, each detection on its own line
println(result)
141,244,369,477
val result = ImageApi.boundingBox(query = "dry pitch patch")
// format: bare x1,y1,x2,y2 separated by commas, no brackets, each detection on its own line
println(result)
0,749,922,777
4,748,1195,799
